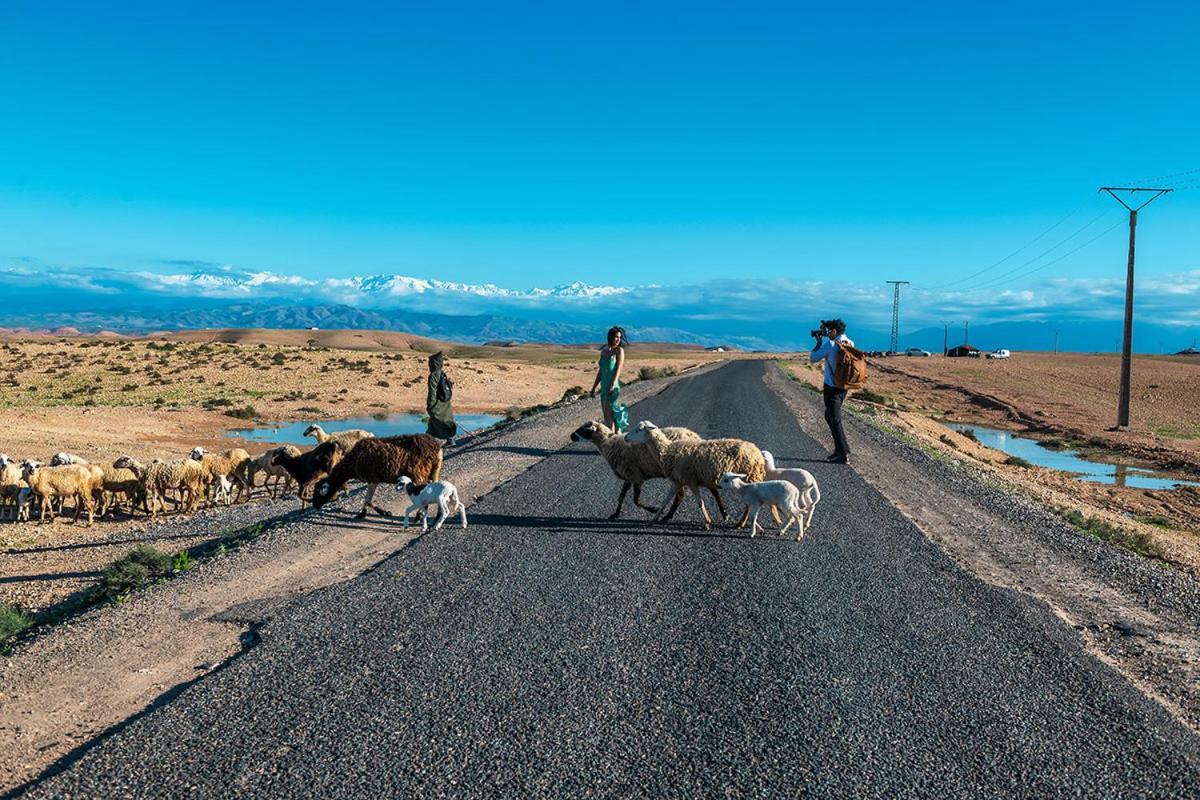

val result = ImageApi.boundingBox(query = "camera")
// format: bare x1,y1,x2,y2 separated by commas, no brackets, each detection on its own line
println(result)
810,320,833,338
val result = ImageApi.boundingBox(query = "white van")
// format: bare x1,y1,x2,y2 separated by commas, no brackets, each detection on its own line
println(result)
987,349,1011,359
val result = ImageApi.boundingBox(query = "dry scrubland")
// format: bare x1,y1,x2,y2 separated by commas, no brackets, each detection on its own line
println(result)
0,329,725,612
0,329,719,462
786,352,1200,572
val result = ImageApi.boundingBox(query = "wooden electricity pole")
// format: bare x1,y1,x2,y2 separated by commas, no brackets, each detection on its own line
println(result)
1099,186,1172,429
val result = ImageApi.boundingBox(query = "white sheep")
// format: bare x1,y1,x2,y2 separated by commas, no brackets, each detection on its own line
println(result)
50,452,88,466
718,472,806,540
15,487,33,522
0,454,25,521
190,446,252,504
397,475,467,531
627,421,768,530
21,461,102,525
302,425,374,451
760,450,821,528
569,420,701,518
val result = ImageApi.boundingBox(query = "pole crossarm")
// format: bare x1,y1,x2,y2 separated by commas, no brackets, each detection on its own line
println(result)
1098,187,1173,212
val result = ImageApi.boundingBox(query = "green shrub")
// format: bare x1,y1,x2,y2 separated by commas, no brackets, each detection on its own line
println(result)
1058,509,1163,561
959,428,979,442
561,386,588,402
638,365,678,381
225,404,259,420
1004,455,1034,469
854,388,894,406
100,545,174,602
0,603,33,647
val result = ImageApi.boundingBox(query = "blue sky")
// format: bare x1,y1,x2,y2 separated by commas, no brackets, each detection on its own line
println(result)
1,0,1198,325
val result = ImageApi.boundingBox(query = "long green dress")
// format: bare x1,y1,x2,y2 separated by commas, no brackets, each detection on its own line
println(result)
599,350,630,432
426,351,457,439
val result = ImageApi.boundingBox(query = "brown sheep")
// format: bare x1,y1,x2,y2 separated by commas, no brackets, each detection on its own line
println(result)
272,441,344,506
22,462,102,525
311,435,443,518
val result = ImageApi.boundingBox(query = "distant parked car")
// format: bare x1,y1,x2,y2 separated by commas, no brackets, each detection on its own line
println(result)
987,349,1011,359
903,347,931,357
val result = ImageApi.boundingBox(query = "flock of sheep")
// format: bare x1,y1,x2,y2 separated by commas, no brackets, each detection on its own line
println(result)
571,419,821,539
0,423,446,528
1,414,820,541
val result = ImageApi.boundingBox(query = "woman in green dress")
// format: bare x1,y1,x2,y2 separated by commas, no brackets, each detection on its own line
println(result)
590,326,630,432
426,351,457,445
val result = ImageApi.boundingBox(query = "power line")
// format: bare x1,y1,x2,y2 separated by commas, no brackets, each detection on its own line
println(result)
969,218,1126,291
935,205,1083,289
949,209,1116,292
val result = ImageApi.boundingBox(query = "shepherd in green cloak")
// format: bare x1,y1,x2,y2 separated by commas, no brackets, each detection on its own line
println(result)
426,351,457,443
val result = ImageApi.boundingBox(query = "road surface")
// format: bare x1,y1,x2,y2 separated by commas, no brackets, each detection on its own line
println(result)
19,361,1200,798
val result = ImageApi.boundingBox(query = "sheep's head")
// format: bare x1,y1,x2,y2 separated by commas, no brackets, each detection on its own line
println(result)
760,450,776,468
21,460,41,481
0,453,10,467
569,421,610,442
113,455,143,473
624,420,659,444
396,475,425,496
50,452,76,466
303,424,321,438
718,472,747,490
189,446,206,461
311,479,335,508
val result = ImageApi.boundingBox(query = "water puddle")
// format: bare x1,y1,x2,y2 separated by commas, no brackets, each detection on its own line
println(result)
943,423,1200,491
228,412,504,445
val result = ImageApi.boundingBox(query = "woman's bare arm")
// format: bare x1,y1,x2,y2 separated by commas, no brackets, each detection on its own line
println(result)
614,346,625,383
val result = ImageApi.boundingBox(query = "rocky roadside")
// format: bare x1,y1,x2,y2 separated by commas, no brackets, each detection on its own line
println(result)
766,363,1200,738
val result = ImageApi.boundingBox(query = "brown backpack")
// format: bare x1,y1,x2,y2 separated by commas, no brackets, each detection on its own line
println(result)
834,340,868,391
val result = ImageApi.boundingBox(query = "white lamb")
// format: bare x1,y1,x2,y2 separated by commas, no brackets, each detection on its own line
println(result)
397,475,467,532
760,450,821,528
15,487,33,522
717,472,807,540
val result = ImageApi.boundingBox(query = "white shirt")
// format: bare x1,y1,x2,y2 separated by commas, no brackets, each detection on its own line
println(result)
809,334,853,387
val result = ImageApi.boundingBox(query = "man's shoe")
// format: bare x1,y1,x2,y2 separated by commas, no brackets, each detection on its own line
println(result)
828,453,849,465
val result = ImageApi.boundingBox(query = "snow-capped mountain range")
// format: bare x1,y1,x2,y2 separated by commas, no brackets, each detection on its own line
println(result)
143,268,632,303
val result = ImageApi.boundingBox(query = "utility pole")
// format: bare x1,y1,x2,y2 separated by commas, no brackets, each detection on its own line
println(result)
963,321,969,345
1054,329,1060,356
943,323,948,356
886,280,909,354
1100,186,1172,429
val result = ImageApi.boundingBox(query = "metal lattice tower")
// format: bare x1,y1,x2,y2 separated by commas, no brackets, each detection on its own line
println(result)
886,281,909,353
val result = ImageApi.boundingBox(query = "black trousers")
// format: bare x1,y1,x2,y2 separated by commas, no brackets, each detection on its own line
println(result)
823,385,850,456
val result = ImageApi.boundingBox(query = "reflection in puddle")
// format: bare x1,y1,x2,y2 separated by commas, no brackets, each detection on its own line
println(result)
228,413,504,446
943,423,1200,491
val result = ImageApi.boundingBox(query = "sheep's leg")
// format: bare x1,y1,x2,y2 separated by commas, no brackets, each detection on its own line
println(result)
356,484,377,518
750,506,761,538
706,487,728,521
736,506,750,529
657,486,685,523
433,499,449,531
778,505,794,535
459,503,468,529
609,481,631,520
695,489,713,531
631,482,659,515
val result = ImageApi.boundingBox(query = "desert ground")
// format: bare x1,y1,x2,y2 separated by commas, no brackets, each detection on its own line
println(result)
0,330,730,612
785,351,1200,572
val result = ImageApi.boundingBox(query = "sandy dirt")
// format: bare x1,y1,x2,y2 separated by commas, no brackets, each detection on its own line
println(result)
0,331,727,612
783,354,1200,574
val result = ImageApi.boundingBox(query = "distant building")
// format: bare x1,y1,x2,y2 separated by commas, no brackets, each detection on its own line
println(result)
307,326,320,331
946,344,980,358
1176,346,1200,356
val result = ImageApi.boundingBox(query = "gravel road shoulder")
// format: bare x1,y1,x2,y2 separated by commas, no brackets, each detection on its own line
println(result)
766,363,1200,734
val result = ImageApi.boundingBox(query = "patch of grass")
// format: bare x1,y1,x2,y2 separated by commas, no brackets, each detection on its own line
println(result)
1153,424,1200,440
224,404,259,420
958,428,979,442
561,385,588,402
1138,515,1174,529
638,365,678,380
172,550,195,572
939,434,957,448
854,388,895,406
1057,509,1165,561
0,603,33,651
505,403,551,421
1004,455,1034,469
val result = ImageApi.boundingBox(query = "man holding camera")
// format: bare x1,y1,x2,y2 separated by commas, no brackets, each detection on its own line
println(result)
809,319,852,464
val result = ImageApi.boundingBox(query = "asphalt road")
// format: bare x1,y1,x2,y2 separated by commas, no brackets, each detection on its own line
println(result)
20,361,1200,798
